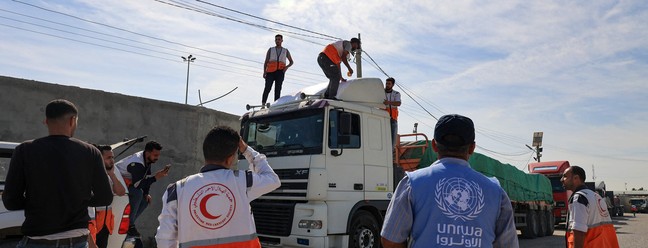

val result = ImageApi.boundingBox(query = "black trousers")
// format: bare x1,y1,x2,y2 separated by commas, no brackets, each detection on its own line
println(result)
317,53,340,99
262,70,285,104
95,225,110,248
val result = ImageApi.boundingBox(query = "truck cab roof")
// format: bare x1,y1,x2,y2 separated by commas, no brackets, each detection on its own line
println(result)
245,78,387,119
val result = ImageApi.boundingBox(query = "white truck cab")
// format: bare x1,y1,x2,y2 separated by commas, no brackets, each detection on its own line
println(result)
238,78,399,248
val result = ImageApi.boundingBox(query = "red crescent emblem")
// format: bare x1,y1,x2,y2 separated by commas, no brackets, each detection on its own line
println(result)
189,183,236,229
199,193,222,220
597,198,609,217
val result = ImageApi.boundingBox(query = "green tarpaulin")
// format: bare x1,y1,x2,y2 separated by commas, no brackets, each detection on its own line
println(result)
398,140,553,203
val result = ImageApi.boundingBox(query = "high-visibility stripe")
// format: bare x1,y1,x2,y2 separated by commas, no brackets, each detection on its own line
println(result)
179,234,260,248
95,206,112,211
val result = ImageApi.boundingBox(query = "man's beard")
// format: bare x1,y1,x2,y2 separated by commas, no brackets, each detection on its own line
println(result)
105,164,114,170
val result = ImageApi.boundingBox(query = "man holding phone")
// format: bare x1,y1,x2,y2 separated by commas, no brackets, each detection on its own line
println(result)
115,141,169,237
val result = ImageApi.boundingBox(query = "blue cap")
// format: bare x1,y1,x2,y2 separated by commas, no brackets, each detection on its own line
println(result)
434,114,475,147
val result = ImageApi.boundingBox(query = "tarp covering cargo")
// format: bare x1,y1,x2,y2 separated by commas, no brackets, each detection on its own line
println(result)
398,140,553,203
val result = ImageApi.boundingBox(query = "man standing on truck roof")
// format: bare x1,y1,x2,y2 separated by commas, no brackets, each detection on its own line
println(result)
92,145,127,248
561,166,619,248
155,126,280,248
115,140,169,237
2,99,113,248
262,34,294,107
317,38,361,100
381,114,518,248
383,77,401,149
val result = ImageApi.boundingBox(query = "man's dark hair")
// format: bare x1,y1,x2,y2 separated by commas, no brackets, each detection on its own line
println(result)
386,77,395,84
93,144,112,153
45,99,78,119
275,34,283,39
350,38,360,44
571,166,586,182
435,136,471,157
203,126,240,162
145,141,163,152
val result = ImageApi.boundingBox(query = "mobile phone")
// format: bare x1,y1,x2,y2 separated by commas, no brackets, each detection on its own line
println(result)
164,164,171,171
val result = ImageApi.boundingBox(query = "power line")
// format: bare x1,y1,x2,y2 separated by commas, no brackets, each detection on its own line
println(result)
3,3,323,80
152,0,334,42
195,0,340,40
11,0,543,160
13,0,260,64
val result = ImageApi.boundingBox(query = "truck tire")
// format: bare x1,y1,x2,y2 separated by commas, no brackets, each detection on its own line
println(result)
544,210,555,236
520,210,539,239
537,210,547,237
349,210,381,248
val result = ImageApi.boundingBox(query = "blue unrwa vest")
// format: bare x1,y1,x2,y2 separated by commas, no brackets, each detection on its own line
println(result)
408,158,503,248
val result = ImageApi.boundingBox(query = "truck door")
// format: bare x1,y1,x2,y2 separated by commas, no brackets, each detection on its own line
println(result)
327,110,364,193
363,114,390,199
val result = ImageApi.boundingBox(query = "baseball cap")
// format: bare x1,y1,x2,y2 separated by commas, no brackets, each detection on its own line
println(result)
434,114,475,147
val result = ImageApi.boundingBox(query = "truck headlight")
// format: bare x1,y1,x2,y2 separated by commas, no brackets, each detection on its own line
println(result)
298,220,322,229
560,210,567,215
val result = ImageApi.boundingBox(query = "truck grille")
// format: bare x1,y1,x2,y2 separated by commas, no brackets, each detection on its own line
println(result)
251,200,297,237
264,168,309,199
556,201,566,207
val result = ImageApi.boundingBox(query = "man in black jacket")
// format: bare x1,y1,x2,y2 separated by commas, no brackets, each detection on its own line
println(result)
3,99,113,248
115,141,169,236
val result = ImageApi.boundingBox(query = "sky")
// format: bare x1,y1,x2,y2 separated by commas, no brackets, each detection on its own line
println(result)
1,0,647,191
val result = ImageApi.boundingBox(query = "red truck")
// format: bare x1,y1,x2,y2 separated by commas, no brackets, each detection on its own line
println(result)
528,161,571,225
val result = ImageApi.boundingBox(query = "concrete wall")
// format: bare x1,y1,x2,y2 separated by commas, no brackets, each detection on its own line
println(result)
0,76,240,245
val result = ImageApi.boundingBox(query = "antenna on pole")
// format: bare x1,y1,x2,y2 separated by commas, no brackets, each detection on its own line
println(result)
592,164,596,181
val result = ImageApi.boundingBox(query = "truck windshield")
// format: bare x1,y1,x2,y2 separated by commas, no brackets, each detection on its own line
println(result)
243,109,324,157
630,199,646,206
549,176,565,192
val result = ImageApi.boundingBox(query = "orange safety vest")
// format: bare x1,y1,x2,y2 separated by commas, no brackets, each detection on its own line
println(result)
565,189,619,248
384,91,399,120
386,107,399,121
88,208,97,243
96,207,115,234
322,43,343,66
265,47,287,73
566,224,619,248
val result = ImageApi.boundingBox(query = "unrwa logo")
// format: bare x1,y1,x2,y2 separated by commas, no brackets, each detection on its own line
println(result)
435,177,485,221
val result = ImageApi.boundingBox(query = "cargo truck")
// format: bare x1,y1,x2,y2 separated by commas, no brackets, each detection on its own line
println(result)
238,78,554,248
528,161,571,225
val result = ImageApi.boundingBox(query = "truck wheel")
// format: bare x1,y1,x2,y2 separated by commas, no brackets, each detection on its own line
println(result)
520,210,539,239
545,210,555,236
349,210,381,248
537,210,547,237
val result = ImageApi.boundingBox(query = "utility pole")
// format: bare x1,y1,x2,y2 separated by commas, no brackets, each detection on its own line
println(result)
182,55,196,104
355,33,362,78
592,165,596,182
526,132,543,162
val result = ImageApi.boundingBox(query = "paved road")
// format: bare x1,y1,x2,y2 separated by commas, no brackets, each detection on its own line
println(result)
2,214,647,247
519,213,647,247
